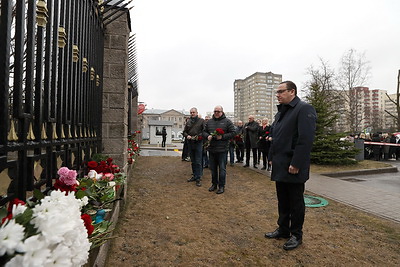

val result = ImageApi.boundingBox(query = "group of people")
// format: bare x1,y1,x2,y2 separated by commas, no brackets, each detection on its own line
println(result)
182,81,317,251
360,132,400,161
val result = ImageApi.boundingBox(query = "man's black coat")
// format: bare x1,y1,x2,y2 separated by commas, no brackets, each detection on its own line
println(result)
269,96,317,183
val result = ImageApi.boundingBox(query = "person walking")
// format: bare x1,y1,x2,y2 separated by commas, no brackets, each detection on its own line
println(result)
258,118,271,170
161,126,167,148
234,121,245,163
243,115,259,168
183,108,205,187
264,81,316,251
204,105,236,194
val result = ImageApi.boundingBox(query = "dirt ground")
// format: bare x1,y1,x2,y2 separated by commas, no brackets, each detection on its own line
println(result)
106,156,400,266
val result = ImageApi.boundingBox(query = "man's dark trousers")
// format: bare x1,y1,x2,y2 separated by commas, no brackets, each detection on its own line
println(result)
189,141,203,180
275,181,305,239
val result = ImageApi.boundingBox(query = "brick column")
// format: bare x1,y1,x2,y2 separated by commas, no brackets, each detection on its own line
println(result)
102,11,131,166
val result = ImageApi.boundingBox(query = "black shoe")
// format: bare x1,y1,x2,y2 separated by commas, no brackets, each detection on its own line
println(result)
283,236,302,250
264,229,290,239
203,165,208,168
253,165,258,169
235,160,241,163
208,184,217,191
261,167,266,170
196,180,201,187
230,163,234,166
243,164,249,168
267,167,271,171
216,187,224,194
187,177,196,182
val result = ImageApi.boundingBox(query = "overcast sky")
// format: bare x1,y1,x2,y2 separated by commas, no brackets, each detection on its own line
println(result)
131,0,400,116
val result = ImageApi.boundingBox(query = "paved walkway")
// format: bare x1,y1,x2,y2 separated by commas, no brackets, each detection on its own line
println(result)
306,172,400,223
140,144,400,224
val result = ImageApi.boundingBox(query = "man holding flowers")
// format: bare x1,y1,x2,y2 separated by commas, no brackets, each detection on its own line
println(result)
204,105,236,194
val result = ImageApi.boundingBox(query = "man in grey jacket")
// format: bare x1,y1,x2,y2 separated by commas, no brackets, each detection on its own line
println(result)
204,105,236,194
183,107,205,187
265,81,316,250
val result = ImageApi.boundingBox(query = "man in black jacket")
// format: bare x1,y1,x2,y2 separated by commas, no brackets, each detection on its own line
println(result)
183,108,205,187
204,105,236,194
243,115,259,168
265,81,316,251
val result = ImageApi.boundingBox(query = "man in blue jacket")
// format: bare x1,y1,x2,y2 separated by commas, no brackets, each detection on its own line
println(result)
265,81,316,250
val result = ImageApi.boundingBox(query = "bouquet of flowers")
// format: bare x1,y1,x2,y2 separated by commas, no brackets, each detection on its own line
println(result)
191,135,203,141
0,191,91,266
234,133,243,142
127,131,141,164
204,128,225,148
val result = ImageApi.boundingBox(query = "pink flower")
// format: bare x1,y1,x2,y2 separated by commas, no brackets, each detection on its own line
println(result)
103,173,114,181
57,167,70,178
58,167,78,186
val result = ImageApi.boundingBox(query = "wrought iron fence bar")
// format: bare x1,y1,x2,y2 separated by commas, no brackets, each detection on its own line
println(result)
57,0,67,136
103,6,133,26
43,0,54,123
26,0,36,118
13,0,26,118
102,0,126,14
102,2,130,22
50,0,61,122
0,0,13,162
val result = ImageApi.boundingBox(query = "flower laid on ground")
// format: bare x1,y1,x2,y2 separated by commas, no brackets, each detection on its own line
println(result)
128,131,141,163
53,167,79,193
0,191,91,267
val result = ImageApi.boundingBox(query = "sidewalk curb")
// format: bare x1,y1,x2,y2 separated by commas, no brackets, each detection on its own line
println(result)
321,167,398,177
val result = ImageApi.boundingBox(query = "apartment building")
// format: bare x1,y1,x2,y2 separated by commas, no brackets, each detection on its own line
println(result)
234,72,282,123
384,93,399,131
334,87,388,133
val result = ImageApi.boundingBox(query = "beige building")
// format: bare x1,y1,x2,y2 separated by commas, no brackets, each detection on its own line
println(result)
234,72,282,123
141,109,190,140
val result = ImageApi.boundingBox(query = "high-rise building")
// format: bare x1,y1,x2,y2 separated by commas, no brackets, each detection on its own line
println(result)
334,87,387,133
384,93,399,131
234,71,282,123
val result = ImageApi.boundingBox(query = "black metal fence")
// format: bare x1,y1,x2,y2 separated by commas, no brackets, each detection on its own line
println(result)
0,0,105,205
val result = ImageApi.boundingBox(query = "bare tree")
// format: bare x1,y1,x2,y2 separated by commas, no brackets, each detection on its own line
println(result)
304,58,342,132
384,70,400,131
336,49,371,133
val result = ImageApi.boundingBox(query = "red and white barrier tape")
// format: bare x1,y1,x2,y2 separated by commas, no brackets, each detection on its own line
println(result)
364,141,400,147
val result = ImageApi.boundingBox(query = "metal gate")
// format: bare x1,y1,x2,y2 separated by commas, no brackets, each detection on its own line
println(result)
0,0,105,205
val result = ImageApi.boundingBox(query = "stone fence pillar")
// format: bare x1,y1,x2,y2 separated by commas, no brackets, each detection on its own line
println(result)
102,10,131,167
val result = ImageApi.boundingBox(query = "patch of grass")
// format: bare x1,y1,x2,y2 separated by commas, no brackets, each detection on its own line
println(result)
310,160,393,174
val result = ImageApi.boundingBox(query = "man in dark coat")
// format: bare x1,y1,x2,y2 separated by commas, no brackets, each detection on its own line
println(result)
161,126,167,147
243,115,259,168
234,120,245,163
265,81,316,251
204,105,236,194
183,107,205,187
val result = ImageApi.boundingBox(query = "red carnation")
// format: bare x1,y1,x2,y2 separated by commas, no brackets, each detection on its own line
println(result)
81,214,94,236
216,128,225,135
54,179,77,193
7,198,26,213
87,161,98,169
265,131,270,135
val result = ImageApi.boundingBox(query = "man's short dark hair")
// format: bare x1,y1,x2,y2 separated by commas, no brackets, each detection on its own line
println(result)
280,81,297,95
